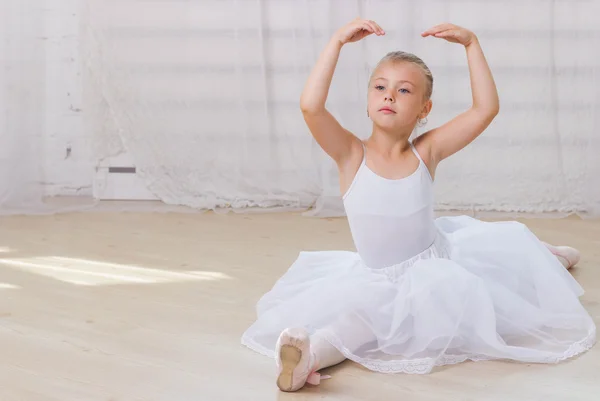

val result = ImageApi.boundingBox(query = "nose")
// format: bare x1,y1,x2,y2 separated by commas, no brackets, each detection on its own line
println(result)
384,90,395,102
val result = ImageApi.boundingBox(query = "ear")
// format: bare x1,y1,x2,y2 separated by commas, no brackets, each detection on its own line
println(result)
420,99,433,119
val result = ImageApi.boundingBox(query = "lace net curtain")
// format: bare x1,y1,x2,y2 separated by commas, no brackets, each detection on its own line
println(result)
2,0,599,216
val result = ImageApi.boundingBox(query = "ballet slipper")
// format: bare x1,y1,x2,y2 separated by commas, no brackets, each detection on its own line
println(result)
275,328,329,392
543,242,581,269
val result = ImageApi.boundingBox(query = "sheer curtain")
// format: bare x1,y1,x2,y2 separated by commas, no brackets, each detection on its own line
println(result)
2,1,599,216
82,0,600,217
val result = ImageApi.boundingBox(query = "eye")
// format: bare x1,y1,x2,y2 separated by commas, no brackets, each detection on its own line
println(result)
399,88,411,94
375,85,385,91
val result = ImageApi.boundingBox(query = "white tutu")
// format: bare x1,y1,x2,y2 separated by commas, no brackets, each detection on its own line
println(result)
241,215,596,374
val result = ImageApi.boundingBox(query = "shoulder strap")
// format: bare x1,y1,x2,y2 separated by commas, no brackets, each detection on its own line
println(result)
410,141,435,182
360,141,367,164
409,141,424,163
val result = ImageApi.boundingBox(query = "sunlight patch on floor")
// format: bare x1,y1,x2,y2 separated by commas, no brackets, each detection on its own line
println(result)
0,256,233,286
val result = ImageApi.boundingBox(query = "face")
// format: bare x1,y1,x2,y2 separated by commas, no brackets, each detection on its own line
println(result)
367,61,432,131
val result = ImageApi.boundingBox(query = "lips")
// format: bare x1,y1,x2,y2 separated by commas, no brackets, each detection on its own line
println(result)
379,107,396,114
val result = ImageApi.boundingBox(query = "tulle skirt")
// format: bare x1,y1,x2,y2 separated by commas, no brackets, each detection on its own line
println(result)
241,216,596,374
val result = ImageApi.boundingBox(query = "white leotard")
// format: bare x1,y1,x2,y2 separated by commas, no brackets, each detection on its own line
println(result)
342,142,437,269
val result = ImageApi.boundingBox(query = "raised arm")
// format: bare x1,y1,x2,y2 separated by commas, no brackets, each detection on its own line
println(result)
420,24,500,164
300,18,385,164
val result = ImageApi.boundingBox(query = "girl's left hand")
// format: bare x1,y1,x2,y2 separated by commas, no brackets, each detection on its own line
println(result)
421,23,476,46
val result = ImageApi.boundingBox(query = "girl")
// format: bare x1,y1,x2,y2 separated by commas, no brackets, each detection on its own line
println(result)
241,18,596,392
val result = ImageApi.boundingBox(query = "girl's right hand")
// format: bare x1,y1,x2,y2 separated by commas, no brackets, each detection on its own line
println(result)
335,18,385,45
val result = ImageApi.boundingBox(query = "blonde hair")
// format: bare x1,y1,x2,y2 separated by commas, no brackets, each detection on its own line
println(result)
371,51,433,100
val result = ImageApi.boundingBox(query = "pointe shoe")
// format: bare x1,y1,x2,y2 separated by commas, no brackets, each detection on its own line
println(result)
275,328,326,392
544,242,581,269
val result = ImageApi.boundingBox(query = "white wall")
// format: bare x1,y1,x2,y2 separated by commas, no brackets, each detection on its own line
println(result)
42,0,92,197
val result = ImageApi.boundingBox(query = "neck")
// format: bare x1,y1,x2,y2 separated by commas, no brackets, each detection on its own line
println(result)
367,124,414,156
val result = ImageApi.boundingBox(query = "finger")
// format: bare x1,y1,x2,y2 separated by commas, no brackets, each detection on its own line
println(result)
421,24,442,36
367,20,383,35
422,23,454,36
423,27,453,38
434,30,458,38
432,23,455,32
368,20,385,35
362,21,379,35
422,24,451,36
359,24,374,37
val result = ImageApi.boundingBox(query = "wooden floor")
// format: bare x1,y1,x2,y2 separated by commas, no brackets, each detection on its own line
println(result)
0,211,598,400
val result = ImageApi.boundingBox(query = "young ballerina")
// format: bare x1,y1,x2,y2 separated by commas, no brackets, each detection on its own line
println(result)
241,18,596,392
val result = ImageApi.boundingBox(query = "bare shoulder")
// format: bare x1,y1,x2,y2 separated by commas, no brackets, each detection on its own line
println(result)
337,135,365,196
412,134,438,180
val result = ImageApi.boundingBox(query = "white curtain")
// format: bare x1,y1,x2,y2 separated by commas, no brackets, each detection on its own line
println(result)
3,1,599,217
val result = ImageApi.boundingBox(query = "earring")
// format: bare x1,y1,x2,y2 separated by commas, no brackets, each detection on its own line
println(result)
418,117,428,127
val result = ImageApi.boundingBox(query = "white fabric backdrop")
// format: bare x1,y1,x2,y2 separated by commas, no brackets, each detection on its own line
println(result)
2,0,599,217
